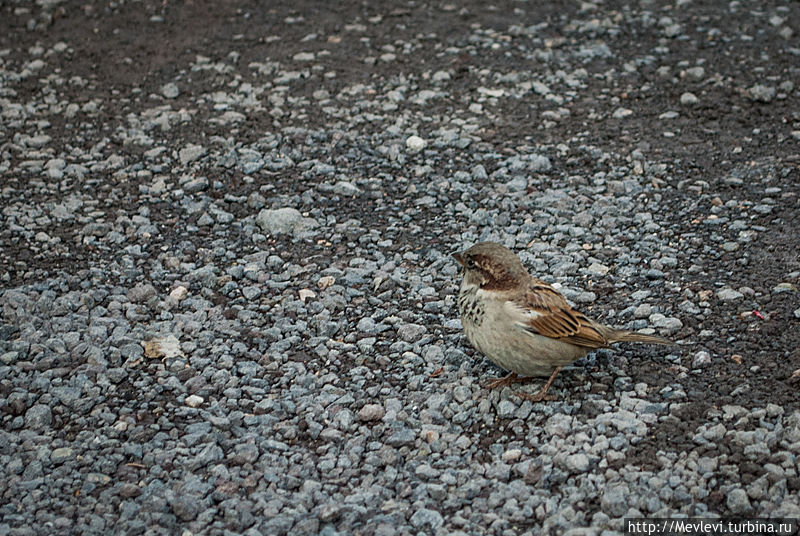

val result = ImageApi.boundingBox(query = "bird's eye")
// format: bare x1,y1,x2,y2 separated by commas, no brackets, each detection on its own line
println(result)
466,258,478,269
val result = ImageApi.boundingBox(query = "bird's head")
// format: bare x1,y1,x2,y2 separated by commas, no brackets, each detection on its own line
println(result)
453,241,527,290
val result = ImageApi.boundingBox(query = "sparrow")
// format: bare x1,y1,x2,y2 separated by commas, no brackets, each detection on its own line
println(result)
453,241,672,402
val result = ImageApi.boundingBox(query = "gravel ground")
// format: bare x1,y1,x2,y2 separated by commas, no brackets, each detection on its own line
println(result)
1,0,799,534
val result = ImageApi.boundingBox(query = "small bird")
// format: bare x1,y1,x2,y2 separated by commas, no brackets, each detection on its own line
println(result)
453,241,672,402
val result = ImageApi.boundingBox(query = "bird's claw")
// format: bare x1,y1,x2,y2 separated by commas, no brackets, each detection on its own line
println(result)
514,390,558,402
485,373,522,389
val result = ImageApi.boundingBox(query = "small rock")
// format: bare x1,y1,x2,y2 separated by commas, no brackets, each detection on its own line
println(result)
612,107,633,119
87,473,111,485
358,404,385,421
118,483,142,498
185,395,204,408
497,400,516,418
51,447,74,464
692,351,712,368
143,334,183,359
564,453,590,473
531,81,550,95
601,484,629,517
406,135,426,153
170,286,188,301
528,154,551,172
717,288,744,301
727,488,752,514
26,134,51,148
25,405,52,430
410,508,444,529
386,427,415,447
427,484,447,500
333,181,361,196
298,289,316,302
587,262,609,276
749,84,776,103
663,23,682,37
128,282,157,303
183,177,209,193
649,313,683,332
357,317,377,334
170,496,200,521
161,83,180,99
179,144,207,165
680,92,699,105
256,207,319,236
197,212,214,226
397,323,426,342
318,275,336,289
697,456,718,474
471,164,488,180
773,282,796,294
684,66,705,80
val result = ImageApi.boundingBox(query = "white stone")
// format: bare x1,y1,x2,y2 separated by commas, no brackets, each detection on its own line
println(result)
185,395,204,408
298,289,316,302
169,286,188,301
406,135,426,153
161,83,180,99
680,92,699,105
612,107,633,119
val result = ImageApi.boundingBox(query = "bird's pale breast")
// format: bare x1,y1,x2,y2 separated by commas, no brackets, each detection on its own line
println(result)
458,282,588,377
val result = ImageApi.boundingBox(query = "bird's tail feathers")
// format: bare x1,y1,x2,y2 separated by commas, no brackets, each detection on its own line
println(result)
607,329,673,345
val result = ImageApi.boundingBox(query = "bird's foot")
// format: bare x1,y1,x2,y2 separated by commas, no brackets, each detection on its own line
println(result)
485,373,525,389
515,390,558,402
512,366,563,403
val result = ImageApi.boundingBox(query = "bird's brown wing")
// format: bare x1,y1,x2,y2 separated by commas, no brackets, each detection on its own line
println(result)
506,280,609,349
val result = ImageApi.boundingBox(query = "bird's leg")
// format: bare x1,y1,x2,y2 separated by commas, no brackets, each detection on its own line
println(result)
515,367,563,402
485,372,525,389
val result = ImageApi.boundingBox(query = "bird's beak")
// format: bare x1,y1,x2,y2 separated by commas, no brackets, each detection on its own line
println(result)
452,252,465,266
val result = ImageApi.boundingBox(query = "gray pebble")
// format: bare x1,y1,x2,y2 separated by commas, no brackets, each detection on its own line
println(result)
161,83,180,98
358,404,385,421
25,405,53,429
749,84,776,102
601,484,629,517
727,488,753,514
256,207,319,236
386,427,415,447
564,453,591,473
127,282,157,303
410,508,444,529
179,144,207,165
717,288,744,301
397,323,426,342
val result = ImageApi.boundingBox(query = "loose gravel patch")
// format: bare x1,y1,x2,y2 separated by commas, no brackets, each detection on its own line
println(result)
1,0,798,534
